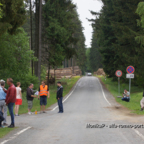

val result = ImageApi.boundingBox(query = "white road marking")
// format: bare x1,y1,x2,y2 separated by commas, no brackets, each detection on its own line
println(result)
133,129,144,140
51,78,81,111
1,127,31,144
97,78,111,106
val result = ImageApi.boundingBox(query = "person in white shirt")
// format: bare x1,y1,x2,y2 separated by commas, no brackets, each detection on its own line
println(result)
14,82,22,116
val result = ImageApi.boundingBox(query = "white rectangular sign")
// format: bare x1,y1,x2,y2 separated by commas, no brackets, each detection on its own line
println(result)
126,74,134,79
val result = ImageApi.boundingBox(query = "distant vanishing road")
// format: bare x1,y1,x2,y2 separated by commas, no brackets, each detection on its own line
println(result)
1,76,144,144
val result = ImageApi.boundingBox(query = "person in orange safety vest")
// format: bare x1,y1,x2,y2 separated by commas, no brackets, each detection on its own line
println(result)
38,81,50,113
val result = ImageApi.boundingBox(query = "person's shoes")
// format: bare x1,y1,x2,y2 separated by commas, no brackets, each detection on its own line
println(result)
140,108,143,111
3,123,8,126
8,124,15,128
28,112,32,115
15,114,20,116
0,125,4,128
59,112,63,113
43,111,46,113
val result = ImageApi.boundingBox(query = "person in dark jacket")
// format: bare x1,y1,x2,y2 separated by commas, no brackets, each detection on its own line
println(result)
57,82,63,113
26,84,37,115
0,111,4,128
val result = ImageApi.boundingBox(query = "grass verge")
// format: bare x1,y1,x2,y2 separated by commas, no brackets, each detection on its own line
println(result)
98,76,144,115
18,76,80,114
0,127,16,138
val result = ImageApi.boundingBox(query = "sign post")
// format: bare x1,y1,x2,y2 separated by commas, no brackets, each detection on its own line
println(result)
126,66,135,96
115,70,122,97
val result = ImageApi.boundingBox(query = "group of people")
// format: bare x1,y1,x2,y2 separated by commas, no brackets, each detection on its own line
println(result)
0,78,64,128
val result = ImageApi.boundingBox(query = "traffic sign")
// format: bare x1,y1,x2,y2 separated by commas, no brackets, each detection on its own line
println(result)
115,70,122,77
126,74,134,79
127,66,135,74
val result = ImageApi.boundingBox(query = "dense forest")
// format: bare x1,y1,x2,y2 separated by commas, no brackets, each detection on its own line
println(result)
0,0,86,90
89,1,144,87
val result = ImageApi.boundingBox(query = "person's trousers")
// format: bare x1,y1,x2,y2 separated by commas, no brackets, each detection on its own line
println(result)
8,103,15,125
58,97,63,112
0,112,4,126
0,100,7,123
122,97,130,102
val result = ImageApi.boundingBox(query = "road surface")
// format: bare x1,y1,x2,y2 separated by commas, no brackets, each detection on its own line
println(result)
1,76,144,144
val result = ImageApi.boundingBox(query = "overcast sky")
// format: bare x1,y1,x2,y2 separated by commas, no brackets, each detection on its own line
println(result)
72,0,103,48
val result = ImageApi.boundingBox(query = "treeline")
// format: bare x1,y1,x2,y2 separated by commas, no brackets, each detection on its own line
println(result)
89,0,144,87
0,0,86,90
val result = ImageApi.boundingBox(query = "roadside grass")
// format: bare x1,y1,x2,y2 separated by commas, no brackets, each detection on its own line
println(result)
18,76,80,114
0,127,16,138
98,76,144,115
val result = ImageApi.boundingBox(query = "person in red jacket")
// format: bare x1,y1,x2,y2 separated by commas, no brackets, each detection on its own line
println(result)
4,78,16,128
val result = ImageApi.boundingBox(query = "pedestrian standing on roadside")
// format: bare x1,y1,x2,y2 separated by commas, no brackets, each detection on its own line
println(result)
140,92,144,111
0,81,8,126
15,82,22,116
56,82,64,113
26,84,37,115
38,81,50,113
4,78,16,128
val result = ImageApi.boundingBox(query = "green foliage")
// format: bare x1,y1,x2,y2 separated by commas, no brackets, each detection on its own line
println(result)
41,65,47,81
85,48,91,71
42,0,77,68
0,3,2,19
136,2,144,28
0,27,38,91
136,2,144,46
90,0,144,86
0,0,26,36
89,31,103,72
73,10,86,73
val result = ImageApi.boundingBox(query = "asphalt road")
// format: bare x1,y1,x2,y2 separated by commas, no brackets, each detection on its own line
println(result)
1,76,144,144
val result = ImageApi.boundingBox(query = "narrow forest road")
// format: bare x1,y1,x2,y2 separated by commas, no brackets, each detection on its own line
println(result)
1,76,144,144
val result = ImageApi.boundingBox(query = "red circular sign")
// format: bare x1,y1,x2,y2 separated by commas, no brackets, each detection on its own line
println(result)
127,66,135,74
115,70,122,77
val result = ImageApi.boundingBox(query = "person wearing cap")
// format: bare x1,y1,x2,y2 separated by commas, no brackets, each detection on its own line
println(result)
38,81,50,113
0,80,8,126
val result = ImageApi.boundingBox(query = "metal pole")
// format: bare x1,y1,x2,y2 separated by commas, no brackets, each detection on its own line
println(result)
129,78,131,96
119,77,120,96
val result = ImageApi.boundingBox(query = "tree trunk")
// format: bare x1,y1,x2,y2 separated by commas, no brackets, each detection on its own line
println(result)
38,0,42,82
34,0,39,77
30,0,33,75
47,63,50,87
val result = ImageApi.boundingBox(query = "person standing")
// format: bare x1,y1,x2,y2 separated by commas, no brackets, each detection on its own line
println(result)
15,82,22,116
26,84,37,115
0,81,8,126
38,81,49,113
56,82,64,113
4,78,16,128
